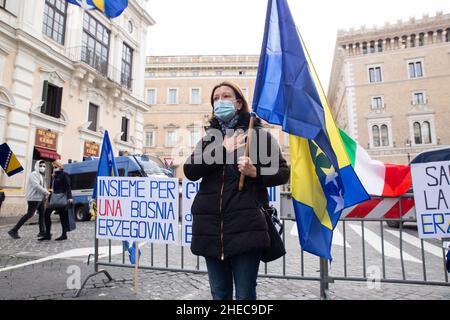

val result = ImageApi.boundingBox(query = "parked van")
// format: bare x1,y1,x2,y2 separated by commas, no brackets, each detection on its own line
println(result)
64,154,173,221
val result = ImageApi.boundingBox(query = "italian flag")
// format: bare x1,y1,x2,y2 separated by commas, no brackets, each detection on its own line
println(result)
339,129,412,197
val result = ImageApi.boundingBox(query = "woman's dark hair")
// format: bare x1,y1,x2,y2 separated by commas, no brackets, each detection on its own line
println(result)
210,81,250,115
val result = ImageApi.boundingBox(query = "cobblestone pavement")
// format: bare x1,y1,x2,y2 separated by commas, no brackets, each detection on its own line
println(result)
0,218,449,300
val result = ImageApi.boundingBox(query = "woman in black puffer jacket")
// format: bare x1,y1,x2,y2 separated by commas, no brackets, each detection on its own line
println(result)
184,81,289,300
38,159,73,241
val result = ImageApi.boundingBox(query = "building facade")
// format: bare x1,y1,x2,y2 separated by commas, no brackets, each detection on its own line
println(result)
143,55,290,178
0,0,154,216
328,12,450,164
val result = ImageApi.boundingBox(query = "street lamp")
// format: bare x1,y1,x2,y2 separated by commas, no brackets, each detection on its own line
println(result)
405,139,412,163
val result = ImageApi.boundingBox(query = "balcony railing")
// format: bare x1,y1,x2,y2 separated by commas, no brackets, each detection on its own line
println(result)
66,46,133,90
411,98,428,106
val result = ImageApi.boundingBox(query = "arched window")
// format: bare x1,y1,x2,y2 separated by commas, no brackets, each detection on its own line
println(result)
349,44,354,55
410,34,416,47
414,122,422,144
355,43,360,54
362,42,368,54
422,121,431,144
446,28,450,42
380,125,389,146
372,125,380,147
437,29,443,43
401,35,408,49
427,31,434,44
419,33,425,46
370,41,376,53
394,37,400,49
385,38,391,50
377,39,383,52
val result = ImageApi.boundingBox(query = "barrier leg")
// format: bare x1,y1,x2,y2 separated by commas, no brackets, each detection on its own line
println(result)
319,258,333,300
74,222,114,298
74,269,113,298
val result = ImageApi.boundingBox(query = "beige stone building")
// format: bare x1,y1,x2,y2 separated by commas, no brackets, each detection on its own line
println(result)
143,55,290,178
0,0,154,216
328,12,450,164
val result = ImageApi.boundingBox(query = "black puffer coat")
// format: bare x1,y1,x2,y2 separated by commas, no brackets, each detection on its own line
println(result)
183,113,290,260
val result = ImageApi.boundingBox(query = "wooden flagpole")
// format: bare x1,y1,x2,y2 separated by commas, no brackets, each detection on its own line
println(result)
239,114,256,191
134,241,139,295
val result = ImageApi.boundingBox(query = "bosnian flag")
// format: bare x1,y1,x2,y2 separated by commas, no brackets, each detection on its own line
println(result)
339,129,412,197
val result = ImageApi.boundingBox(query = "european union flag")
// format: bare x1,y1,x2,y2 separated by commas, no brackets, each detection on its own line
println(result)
92,130,118,199
93,130,140,264
0,143,24,177
253,0,369,259
66,0,128,18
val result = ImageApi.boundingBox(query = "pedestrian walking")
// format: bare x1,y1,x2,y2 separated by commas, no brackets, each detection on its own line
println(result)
38,160,73,241
8,161,49,239
183,81,290,300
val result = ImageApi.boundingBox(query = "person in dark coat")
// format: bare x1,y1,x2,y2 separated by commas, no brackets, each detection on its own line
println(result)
183,81,290,300
38,159,73,241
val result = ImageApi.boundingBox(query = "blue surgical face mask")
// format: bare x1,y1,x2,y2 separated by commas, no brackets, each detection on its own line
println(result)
214,100,236,122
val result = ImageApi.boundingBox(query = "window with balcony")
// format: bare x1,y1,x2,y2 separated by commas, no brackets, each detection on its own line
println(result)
41,80,62,119
368,66,382,83
412,91,426,105
408,60,423,79
371,96,384,110
43,0,68,45
87,103,99,131
121,43,133,89
82,13,110,76
121,117,129,142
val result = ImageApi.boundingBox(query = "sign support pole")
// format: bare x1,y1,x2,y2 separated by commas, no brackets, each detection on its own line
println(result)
134,241,139,295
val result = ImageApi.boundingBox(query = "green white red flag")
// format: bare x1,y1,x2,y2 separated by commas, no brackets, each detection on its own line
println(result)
339,129,412,197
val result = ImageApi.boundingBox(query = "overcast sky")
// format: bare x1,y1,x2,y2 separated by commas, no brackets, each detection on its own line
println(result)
145,0,450,90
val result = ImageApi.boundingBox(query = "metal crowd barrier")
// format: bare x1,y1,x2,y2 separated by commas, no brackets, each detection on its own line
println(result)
75,192,450,299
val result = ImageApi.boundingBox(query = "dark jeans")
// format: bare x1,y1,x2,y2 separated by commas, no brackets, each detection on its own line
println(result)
205,251,261,300
44,206,69,236
11,200,46,233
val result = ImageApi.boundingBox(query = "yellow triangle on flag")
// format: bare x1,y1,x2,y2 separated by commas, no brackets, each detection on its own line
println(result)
6,153,22,174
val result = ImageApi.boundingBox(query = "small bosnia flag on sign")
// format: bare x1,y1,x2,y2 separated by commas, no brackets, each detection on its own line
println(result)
0,143,24,177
